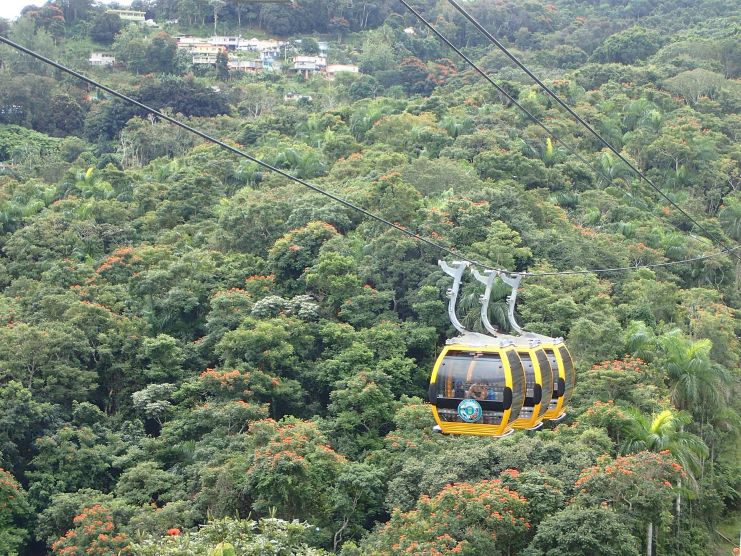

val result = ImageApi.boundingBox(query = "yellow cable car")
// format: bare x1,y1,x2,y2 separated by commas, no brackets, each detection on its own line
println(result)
540,342,575,422
510,345,554,430
430,261,575,436
429,335,526,437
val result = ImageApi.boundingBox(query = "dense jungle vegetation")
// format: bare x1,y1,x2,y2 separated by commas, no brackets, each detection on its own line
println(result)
0,0,739,554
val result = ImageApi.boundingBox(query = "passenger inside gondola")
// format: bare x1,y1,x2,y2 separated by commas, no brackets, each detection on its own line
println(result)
435,350,510,424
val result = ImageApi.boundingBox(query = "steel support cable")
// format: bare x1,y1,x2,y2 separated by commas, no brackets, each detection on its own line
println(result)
442,0,741,263
0,35,483,266
394,0,617,189
400,0,713,253
0,35,735,278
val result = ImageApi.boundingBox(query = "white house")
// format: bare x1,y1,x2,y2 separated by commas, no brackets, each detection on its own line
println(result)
188,44,224,64
325,64,359,79
228,59,263,73
193,53,221,65
237,38,284,56
284,92,313,102
89,52,115,66
293,55,326,77
106,9,146,22
210,36,241,50
176,36,204,49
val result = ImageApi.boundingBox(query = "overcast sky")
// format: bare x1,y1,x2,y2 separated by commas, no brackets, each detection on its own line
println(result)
0,1,130,20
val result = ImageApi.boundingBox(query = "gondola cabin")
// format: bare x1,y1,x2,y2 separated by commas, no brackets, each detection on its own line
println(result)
429,333,526,437
540,341,575,421
511,344,554,430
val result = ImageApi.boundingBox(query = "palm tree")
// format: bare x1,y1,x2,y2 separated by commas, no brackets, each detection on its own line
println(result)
621,407,709,544
659,330,732,422
621,408,708,483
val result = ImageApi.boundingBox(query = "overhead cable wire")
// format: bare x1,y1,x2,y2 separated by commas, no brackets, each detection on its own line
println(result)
0,35,483,266
0,35,735,279
394,0,617,191
397,0,716,256
521,246,740,277
439,0,741,263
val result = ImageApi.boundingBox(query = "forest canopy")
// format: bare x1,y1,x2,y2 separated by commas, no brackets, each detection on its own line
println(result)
0,0,739,554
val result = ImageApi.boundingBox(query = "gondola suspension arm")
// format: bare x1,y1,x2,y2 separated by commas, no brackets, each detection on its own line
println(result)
438,260,470,335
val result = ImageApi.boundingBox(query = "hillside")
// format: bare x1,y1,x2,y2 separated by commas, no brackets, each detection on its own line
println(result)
0,0,739,554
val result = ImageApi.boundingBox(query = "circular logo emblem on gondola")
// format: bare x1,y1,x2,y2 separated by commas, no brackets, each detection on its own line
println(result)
457,399,483,423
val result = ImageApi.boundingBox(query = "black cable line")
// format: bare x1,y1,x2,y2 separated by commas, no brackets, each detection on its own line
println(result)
394,0,615,189
522,246,739,277
0,35,481,266
397,0,720,258
0,35,735,279
442,0,741,263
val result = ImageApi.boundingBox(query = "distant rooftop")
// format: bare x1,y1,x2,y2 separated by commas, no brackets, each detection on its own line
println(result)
106,9,146,21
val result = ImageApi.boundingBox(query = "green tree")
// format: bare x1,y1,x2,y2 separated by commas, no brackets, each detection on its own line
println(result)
526,507,640,556
658,330,731,419
591,27,664,64
0,468,30,555
0,322,95,406
130,516,328,555
327,371,398,457
89,12,122,44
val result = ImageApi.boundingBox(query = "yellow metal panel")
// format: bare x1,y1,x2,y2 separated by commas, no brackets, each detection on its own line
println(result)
511,346,545,430
541,341,567,421
429,344,524,437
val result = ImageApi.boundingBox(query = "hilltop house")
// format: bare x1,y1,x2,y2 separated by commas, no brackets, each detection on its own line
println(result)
325,64,359,79
284,92,313,102
106,9,146,22
89,52,115,66
228,59,264,73
293,55,326,78
210,36,241,50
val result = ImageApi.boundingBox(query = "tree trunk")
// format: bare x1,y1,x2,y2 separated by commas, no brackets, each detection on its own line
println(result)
646,522,653,556
676,478,681,525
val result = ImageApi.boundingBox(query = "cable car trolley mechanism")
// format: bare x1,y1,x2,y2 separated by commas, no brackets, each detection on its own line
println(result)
429,261,575,437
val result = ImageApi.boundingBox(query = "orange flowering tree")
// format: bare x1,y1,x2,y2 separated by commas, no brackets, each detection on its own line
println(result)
268,221,338,286
161,368,269,440
578,400,634,446
573,451,683,552
575,356,664,412
51,504,129,555
499,468,565,530
0,468,30,555
243,418,346,525
363,479,530,555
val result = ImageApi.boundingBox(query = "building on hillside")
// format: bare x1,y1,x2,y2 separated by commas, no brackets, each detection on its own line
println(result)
325,64,359,79
176,36,204,49
228,59,263,73
210,36,241,50
191,45,224,64
106,9,146,22
89,52,116,66
292,55,326,78
193,53,221,65
261,56,279,72
237,38,284,56
284,92,313,102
